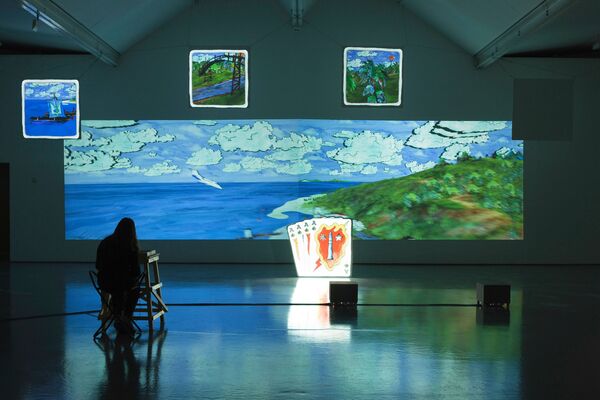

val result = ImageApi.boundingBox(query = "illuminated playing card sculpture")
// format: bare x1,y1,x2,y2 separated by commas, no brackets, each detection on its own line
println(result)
288,217,352,277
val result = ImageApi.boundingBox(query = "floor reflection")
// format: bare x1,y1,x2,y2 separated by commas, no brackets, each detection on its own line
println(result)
287,278,352,342
60,276,523,398
16,262,599,399
64,323,167,400
95,335,142,400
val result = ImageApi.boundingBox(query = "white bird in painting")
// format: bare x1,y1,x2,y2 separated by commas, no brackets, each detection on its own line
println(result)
191,170,223,189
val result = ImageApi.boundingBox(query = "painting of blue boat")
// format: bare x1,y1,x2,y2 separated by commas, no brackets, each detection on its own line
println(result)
22,79,79,139
189,50,248,108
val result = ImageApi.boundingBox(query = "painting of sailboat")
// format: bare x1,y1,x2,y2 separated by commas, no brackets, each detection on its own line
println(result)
22,79,79,139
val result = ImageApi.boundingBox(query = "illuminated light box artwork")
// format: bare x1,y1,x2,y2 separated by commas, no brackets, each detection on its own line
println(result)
344,47,403,106
64,119,523,240
22,79,79,139
289,217,352,277
189,49,248,108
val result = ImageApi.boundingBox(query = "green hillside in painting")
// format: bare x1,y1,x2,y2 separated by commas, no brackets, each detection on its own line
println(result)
308,155,523,240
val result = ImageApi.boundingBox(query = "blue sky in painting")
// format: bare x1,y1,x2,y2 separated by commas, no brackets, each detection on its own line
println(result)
23,80,77,101
191,50,245,64
64,119,522,185
345,48,402,70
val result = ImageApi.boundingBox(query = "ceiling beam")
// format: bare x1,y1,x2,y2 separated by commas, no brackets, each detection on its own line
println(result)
20,0,119,66
474,0,577,69
279,0,317,30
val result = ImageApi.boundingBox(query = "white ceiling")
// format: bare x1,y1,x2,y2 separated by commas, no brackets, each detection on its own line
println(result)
0,0,598,61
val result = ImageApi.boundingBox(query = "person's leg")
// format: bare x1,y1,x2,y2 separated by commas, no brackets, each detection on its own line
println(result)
110,291,133,334
124,289,140,319
110,291,125,318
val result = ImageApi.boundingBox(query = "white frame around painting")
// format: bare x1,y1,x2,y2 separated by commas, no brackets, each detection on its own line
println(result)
189,49,249,108
343,47,403,107
21,79,80,139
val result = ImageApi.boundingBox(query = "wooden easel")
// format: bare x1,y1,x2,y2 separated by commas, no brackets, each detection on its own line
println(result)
134,250,168,331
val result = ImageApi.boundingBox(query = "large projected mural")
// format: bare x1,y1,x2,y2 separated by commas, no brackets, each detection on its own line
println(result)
64,120,523,240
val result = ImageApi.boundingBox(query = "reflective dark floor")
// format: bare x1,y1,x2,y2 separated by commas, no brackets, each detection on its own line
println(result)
1,262,599,399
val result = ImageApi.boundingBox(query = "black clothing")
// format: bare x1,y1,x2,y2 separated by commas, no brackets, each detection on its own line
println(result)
96,234,140,294
96,234,141,327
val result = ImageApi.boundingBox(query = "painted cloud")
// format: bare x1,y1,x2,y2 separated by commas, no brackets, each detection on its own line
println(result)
186,148,223,166
405,160,436,173
64,128,175,174
64,119,518,184
144,160,181,176
405,121,507,161
209,121,275,152
327,130,404,166
82,120,138,129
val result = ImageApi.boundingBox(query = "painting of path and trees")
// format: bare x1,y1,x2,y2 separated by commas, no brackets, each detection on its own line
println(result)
189,50,248,108
344,47,403,106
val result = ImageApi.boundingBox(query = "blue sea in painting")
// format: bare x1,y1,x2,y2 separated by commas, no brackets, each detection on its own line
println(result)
24,99,77,138
65,181,357,240
192,76,246,102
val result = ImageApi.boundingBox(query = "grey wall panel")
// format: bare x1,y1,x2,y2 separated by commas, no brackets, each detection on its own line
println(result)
0,163,8,260
513,79,573,140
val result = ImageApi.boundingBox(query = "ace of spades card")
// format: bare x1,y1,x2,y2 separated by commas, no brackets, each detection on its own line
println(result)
288,217,352,277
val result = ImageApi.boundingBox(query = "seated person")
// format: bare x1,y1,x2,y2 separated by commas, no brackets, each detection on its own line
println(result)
95,217,142,334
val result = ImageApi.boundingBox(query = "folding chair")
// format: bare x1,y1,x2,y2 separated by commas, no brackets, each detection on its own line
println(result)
89,271,143,338
89,270,116,338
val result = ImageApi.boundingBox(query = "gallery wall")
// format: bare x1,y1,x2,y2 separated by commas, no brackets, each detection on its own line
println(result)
0,0,598,263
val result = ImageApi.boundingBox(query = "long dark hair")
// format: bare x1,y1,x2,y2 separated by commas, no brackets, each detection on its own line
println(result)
113,217,139,253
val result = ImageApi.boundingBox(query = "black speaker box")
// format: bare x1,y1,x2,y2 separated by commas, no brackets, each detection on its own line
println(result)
477,283,511,308
329,281,358,306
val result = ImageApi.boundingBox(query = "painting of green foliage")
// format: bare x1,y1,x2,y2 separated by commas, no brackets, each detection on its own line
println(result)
189,50,248,108
307,153,523,240
344,47,402,106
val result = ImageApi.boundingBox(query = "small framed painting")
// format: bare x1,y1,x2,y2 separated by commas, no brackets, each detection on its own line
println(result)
22,79,80,139
344,47,403,106
189,49,248,108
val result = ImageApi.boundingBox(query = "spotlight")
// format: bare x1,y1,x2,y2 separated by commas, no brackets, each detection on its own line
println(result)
32,10,39,32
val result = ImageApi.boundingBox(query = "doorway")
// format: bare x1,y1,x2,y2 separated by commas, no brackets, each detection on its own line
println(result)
0,163,9,261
